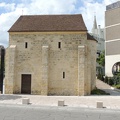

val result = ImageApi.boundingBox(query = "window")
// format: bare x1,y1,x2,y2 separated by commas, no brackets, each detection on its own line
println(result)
25,42,28,48
63,72,65,79
58,42,61,49
112,62,120,75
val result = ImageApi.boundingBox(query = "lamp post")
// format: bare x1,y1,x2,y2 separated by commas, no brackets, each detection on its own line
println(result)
0,47,5,93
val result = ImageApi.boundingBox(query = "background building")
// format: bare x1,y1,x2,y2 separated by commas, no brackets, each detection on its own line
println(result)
5,14,97,96
105,1,120,77
90,16,105,75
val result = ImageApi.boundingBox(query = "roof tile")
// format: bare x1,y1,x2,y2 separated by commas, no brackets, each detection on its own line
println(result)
8,14,87,32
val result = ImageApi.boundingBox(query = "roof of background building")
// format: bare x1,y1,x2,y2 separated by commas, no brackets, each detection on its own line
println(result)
8,14,87,32
106,1,120,11
87,33,97,42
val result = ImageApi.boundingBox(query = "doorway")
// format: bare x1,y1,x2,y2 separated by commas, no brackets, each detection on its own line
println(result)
21,74,31,94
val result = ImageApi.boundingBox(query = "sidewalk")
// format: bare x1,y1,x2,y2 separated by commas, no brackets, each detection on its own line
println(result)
96,79,120,95
0,94,120,109
0,79,120,110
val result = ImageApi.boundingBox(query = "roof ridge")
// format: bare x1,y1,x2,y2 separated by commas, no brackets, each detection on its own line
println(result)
20,14,82,16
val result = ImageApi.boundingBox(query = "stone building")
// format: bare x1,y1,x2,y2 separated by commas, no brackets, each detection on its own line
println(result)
105,1,120,77
5,14,97,95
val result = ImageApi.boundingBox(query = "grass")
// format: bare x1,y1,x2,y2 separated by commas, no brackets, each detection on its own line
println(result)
91,88,110,95
113,84,120,89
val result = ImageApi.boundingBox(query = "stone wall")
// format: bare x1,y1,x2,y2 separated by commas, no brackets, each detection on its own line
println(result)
88,40,97,90
5,45,17,94
5,32,96,95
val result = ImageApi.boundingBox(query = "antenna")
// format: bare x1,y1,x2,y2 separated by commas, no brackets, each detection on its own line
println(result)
22,9,23,15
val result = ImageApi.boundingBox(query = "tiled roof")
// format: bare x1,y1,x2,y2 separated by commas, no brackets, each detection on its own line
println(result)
8,14,87,32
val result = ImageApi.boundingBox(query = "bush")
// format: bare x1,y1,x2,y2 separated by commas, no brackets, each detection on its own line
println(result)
113,84,120,89
104,76,108,83
113,75,120,85
108,77,114,85
100,73,120,86
97,73,104,81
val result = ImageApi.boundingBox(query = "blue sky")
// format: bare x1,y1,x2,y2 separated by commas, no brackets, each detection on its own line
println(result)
0,0,117,47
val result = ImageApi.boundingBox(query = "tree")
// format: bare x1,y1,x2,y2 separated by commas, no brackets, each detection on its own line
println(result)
97,51,105,67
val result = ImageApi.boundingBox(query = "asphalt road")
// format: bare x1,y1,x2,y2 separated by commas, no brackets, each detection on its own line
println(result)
0,104,120,120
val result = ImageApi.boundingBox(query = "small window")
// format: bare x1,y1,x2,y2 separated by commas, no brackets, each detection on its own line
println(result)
58,42,61,49
25,42,28,48
63,72,65,79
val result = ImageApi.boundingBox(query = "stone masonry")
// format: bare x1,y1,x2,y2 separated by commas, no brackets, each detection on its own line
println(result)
5,32,97,95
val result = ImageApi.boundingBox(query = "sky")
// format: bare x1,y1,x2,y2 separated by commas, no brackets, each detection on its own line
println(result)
0,0,118,47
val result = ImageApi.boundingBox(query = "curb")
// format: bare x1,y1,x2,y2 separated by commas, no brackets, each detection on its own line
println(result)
111,87,120,92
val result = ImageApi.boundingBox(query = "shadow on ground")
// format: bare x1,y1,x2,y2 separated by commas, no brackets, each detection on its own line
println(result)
101,89,120,96
0,95,22,100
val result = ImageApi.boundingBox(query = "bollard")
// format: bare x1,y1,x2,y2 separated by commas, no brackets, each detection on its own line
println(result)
22,98,30,104
96,101,103,108
58,100,64,106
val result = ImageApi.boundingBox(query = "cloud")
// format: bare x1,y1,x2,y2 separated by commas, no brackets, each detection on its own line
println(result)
24,0,77,14
103,0,117,5
78,0,117,32
0,0,118,47
0,0,77,47
0,2,16,12
79,1,106,32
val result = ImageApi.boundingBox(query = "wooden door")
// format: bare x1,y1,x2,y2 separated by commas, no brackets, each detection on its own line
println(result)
21,74,31,94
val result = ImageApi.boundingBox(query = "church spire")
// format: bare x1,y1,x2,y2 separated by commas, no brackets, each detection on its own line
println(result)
93,15,97,29
92,15,97,34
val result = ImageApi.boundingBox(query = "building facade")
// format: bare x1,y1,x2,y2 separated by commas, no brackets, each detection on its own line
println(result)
105,1,120,77
5,14,97,95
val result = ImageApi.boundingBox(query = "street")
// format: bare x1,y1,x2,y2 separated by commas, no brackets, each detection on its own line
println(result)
0,104,120,120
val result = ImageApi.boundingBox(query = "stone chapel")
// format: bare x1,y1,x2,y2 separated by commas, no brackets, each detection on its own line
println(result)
5,14,97,95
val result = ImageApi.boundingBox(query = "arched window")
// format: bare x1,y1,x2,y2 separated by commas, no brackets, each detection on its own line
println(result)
112,62,120,75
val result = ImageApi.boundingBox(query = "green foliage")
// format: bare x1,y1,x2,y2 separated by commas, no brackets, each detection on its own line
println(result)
113,73,120,85
97,73,102,80
97,51,105,67
103,76,115,86
102,73,120,87
91,88,110,95
104,76,108,83
108,77,114,85
97,73,104,81
113,84,120,89
116,72,120,77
